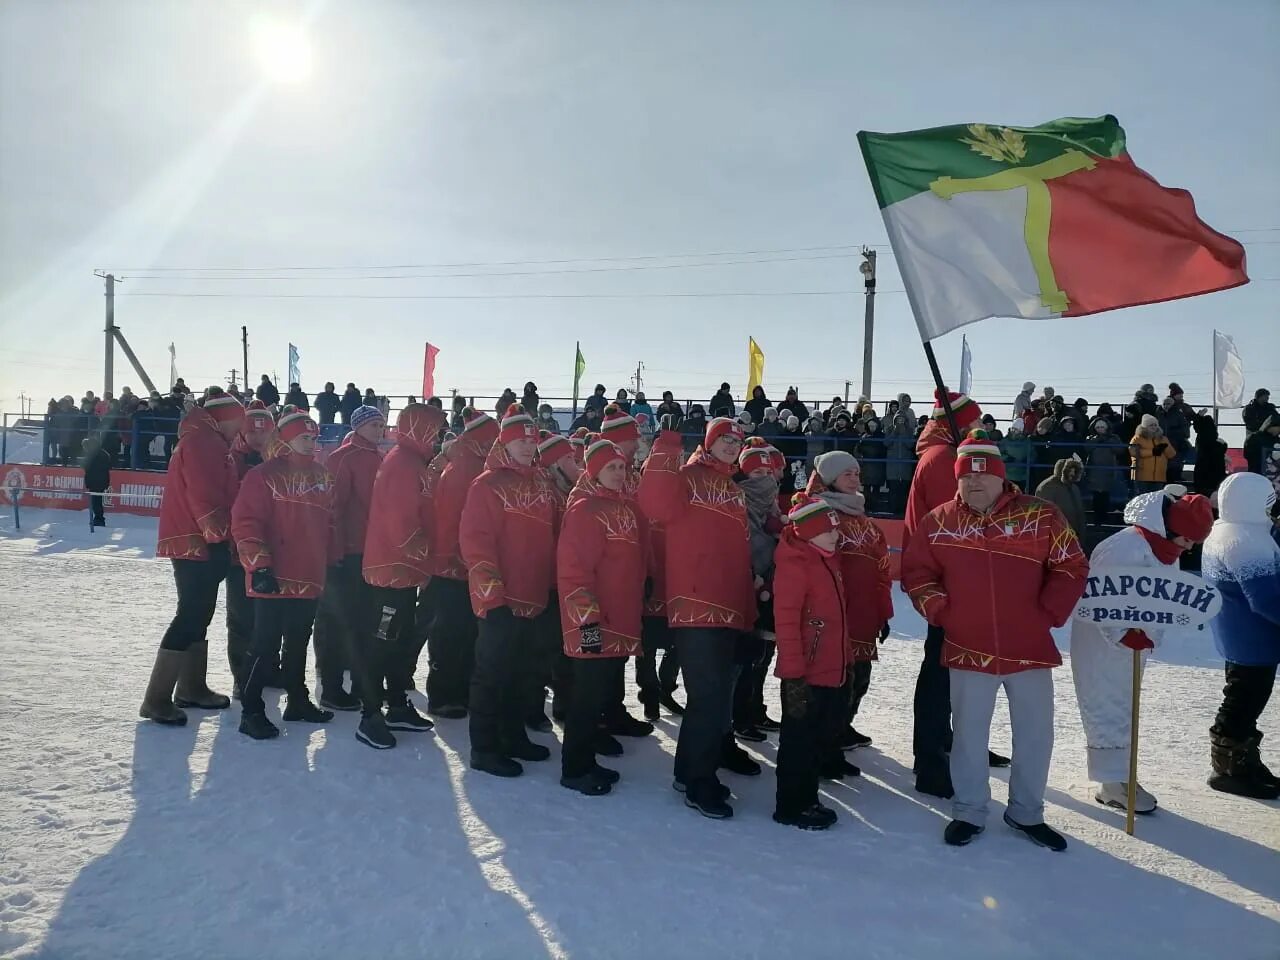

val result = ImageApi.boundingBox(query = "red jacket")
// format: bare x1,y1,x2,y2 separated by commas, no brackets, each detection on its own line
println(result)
231,453,337,599
328,433,383,558
459,443,558,618
637,432,755,631
430,433,492,580
362,407,444,588
772,530,848,687
901,486,1089,675
156,408,240,561
903,418,959,544
557,482,647,657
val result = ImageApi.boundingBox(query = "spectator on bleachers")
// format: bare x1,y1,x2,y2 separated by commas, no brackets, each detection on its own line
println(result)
43,399,59,463
979,413,1004,443
1004,420,1032,491
1030,416,1058,490
777,387,811,423
630,391,655,426
284,382,310,411
536,403,561,435
744,386,771,425
758,407,781,436
171,378,190,397
655,391,683,428
1244,413,1280,475
884,411,915,513
1243,388,1276,441
1085,417,1128,525
1035,457,1087,540
314,382,341,424
1160,395,1192,484
450,394,467,433
1013,382,1035,419
614,388,632,414
709,382,736,418
858,416,887,513
1192,411,1229,498
1129,414,1176,492
339,383,362,424
522,381,541,415
571,405,603,433
584,384,608,415
256,375,280,407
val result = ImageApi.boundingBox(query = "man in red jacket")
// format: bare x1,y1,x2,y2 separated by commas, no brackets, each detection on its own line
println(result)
360,403,447,748
460,404,559,778
232,409,338,740
902,389,992,798
425,407,499,718
902,432,1089,851
226,400,276,695
312,404,384,715
141,391,244,726
638,416,756,819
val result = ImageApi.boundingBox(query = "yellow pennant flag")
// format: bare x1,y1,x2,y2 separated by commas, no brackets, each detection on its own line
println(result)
747,337,765,395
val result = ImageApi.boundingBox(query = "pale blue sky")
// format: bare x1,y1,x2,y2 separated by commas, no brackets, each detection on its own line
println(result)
1,0,1277,419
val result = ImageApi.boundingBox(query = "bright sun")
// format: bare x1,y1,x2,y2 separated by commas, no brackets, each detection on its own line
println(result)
251,20,313,84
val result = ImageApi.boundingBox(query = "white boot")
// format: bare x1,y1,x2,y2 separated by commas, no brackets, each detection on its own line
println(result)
1095,781,1157,814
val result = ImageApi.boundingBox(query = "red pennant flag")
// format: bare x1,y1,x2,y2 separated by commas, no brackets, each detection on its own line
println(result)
422,342,439,400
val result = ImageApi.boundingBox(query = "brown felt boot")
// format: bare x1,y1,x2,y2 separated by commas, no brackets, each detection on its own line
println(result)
173,640,231,709
139,650,188,725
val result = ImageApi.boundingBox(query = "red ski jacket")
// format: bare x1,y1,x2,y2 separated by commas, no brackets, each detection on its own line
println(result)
430,432,492,581
637,432,755,631
903,418,960,544
557,481,647,657
231,453,336,599
156,408,240,561
901,486,1089,675
328,432,383,558
459,443,559,618
772,529,849,687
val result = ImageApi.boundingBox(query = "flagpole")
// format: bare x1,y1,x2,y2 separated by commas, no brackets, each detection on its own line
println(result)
1211,329,1219,426
923,340,961,444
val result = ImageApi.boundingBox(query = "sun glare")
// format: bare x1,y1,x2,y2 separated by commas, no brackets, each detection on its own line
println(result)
252,20,313,84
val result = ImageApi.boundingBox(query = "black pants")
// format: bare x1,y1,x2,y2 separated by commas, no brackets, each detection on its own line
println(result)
776,682,843,815
312,564,354,694
88,492,105,526
848,660,872,722
366,584,418,712
1091,490,1111,527
526,596,562,721
563,657,626,777
409,578,438,679
469,612,538,756
732,635,776,728
160,545,230,652
674,628,738,790
225,562,254,682
240,598,320,714
636,616,670,707
912,624,951,767
1213,661,1277,740
319,558,385,716
427,578,478,709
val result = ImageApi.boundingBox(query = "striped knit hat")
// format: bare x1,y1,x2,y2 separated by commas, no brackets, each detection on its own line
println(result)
787,493,841,542
537,430,573,466
584,435,626,480
462,406,500,447
243,399,273,433
705,416,745,450
930,388,983,433
569,427,590,464
499,403,537,446
278,408,318,444
350,404,384,431
205,393,245,425
954,429,1005,480
738,436,776,474
600,403,639,443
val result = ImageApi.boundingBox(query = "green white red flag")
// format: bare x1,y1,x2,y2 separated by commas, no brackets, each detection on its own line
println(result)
857,115,1248,341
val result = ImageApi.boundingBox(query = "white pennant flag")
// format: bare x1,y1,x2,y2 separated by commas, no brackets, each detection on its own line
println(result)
1213,330,1244,408
168,343,178,392
958,335,973,396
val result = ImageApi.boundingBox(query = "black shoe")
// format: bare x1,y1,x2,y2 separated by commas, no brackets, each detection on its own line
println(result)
821,757,862,781
773,804,838,830
319,688,361,712
720,739,762,777
526,712,553,734
356,714,397,749
560,771,612,796
1003,813,1067,852
756,715,781,732
846,726,873,748
593,732,624,757
506,739,551,762
944,820,984,847
988,750,1011,768
385,704,435,732
685,782,734,820
282,698,334,723
1208,772,1280,800
915,762,954,799
428,703,468,720
658,692,685,716
470,752,523,778
643,701,661,722
591,763,621,785
608,713,654,738
239,712,280,740
673,778,730,800
734,725,768,743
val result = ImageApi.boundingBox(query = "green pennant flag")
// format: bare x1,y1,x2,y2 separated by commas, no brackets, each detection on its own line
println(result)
572,342,586,413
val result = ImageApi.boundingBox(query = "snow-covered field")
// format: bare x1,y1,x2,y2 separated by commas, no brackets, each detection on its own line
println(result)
0,507,1276,960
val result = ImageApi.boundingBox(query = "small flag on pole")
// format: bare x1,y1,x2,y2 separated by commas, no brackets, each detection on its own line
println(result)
572,342,586,414
747,337,765,395
958,335,973,396
1213,330,1245,408
287,344,300,385
168,343,178,391
422,342,440,400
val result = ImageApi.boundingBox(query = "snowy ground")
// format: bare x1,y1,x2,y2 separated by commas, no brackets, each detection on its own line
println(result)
0,508,1276,960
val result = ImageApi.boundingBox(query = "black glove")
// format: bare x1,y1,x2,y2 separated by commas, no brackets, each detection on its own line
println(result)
878,622,891,644
251,568,280,595
781,677,809,719
580,623,602,654
486,604,515,625
1153,442,1168,455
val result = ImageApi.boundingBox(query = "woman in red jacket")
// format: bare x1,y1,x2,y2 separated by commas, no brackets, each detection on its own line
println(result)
460,404,559,778
232,410,338,740
140,391,244,726
557,438,646,796
358,403,447,748
638,416,755,820
772,495,846,831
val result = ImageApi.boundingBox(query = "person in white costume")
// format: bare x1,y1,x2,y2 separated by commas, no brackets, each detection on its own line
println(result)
1070,485,1214,813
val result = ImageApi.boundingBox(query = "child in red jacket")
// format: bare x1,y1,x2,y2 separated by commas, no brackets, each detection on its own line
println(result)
773,495,847,831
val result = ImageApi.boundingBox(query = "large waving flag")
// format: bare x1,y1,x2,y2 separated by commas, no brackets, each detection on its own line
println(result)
747,337,765,395
858,115,1248,341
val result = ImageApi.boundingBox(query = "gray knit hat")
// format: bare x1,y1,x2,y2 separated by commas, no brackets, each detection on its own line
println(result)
814,450,859,484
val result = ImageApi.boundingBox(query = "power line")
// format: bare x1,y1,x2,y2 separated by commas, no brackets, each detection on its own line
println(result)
120,289,902,301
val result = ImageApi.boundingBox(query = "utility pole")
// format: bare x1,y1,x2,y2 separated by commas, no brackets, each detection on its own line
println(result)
860,247,876,401
228,368,239,390
98,272,117,398
241,326,249,387
844,380,851,404
633,361,645,395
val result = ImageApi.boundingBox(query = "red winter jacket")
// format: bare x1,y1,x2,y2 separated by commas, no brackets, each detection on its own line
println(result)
557,481,647,657
637,432,756,631
772,530,849,687
328,432,383,558
459,443,559,618
362,407,444,588
156,408,240,561
430,432,492,580
231,453,337,599
903,418,960,544
901,486,1089,675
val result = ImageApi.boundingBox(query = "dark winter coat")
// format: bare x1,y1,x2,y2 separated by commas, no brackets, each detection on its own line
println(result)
778,395,811,423
256,380,280,407
1084,423,1128,494
339,387,362,422
1161,405,1191,457
857,422,888,490
1192,414,1229,497
709,389,736,419
584,393,608,415
1244,416,1280,475
284,387,310,411
884,414,916,483
744,388,770,425
1243,398,1278,438
1035,459,1088,539
655,400,684,431
82,447,111,493
313,389,341,424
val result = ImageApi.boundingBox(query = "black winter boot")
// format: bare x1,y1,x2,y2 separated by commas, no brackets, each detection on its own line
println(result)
773,803,837,830
283,696,334,723
719,734,762,776
1208,730,1280,800
915,758,954,799
470,752,522,778
239,712,280,740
